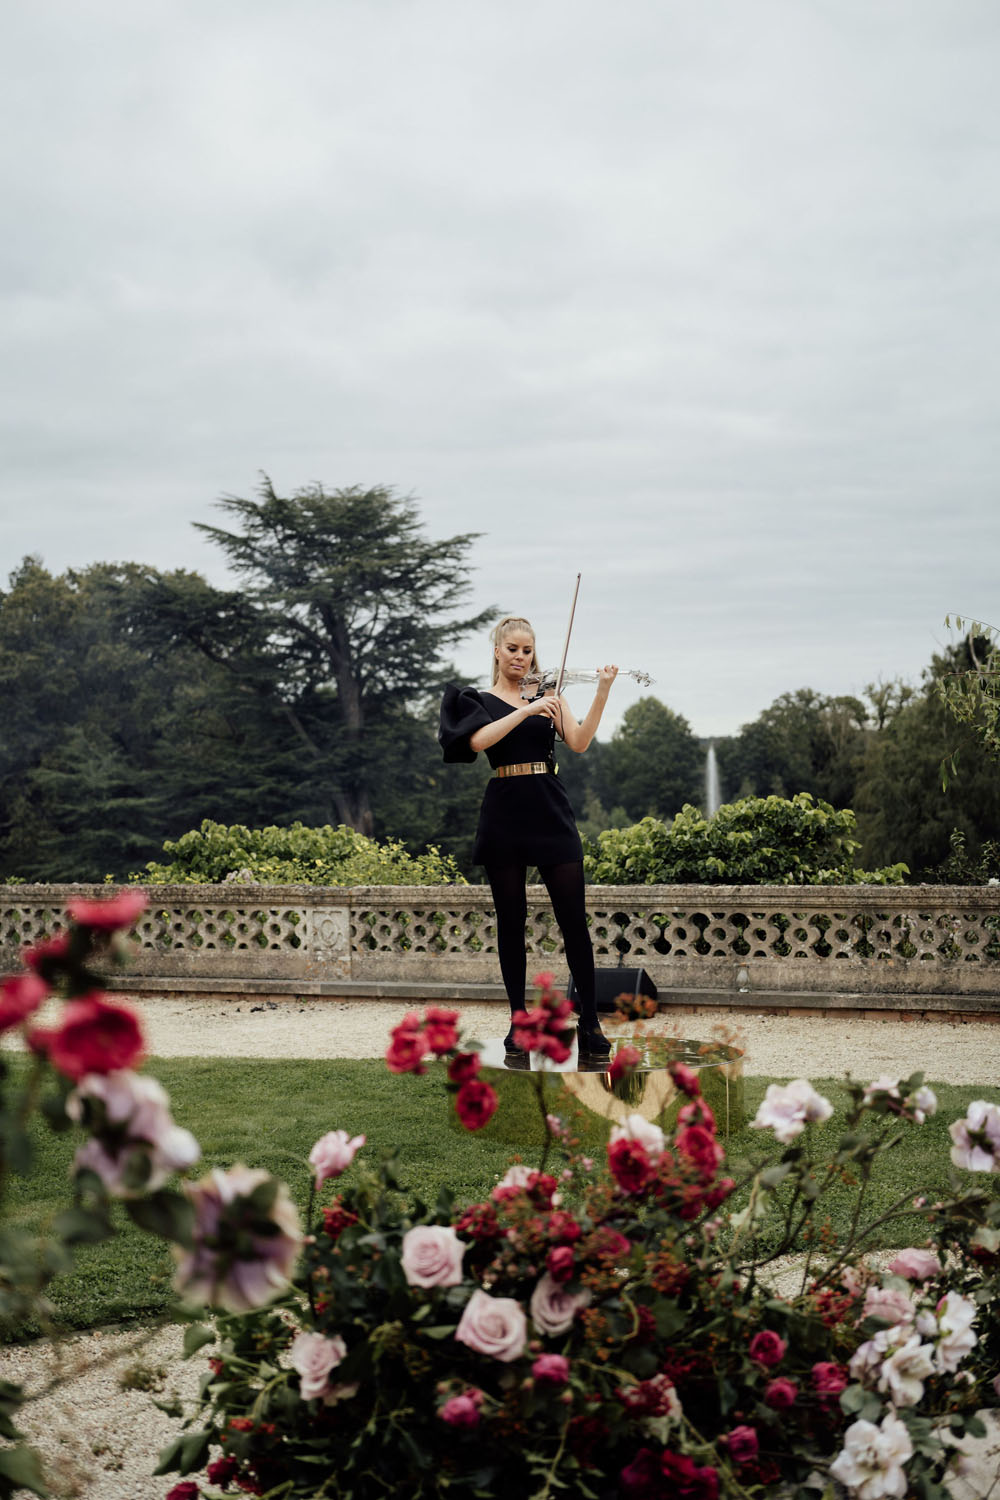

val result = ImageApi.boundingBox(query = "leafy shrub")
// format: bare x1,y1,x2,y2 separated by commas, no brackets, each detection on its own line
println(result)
137,820,465,887
933,828,1000,886
583,794,908,886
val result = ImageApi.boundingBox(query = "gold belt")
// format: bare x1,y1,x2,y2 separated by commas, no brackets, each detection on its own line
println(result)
495,761,552,778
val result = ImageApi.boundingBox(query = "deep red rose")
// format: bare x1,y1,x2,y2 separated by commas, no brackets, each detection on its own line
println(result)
454,1079,498,1131
670,1061,701,1096
764,1377,798,1410
585,1226,632,1260
527,1171,558,1207
535,1031,572,1063
454,1201,500,1240
547,1244,575,1282
321,1199,359,1239
165,1484,199,1500
0,972,48,1033
607,1137,656,1195
726,1425,759,1464
749,1330,786,1368
422,1006,460,1055
66,889,148,931
619,1447,661,1499
34,994,145,1080
812,1361,848,1399
618,1372,677,1417
703,1177,736,1210
207,1456,240,1485
447,1050,481,1083
227,1417,255,1433
660,1449,719,1499
676,1123,724,1181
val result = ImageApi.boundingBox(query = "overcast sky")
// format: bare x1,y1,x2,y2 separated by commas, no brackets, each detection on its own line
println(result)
3,0,998,738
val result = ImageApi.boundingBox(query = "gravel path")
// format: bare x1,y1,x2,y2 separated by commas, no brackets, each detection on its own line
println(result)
3,997,999,1499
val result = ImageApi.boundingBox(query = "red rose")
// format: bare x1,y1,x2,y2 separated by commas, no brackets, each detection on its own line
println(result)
726,1425,759,1464
764,1377,798,1409
165,1484,200,1500
535,1031,572,1063
66,889,148,931
546,1245,575,1282
660,1449,719,1499
546,1210,582,1243
676,1124,724,1182
207,1456,239,1485
422,1006,460,1055
812,1361,848,1399
454,1201,500,1240
385,1024,429,1074
447,1051,480,1084
609,1045,641,1082
532,1353,570,1385
619,1447,661,1499
33,995,145,1080
0,973,48,1033
23,934,71,977
532,970,556,991
454,1079,498,1131
748,1329,786,1368
669,1061,701,1096
607,1137,655,1195
321,1199,359,1239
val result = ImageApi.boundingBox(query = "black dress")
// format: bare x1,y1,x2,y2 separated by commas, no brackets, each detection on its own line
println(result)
439,685,583,867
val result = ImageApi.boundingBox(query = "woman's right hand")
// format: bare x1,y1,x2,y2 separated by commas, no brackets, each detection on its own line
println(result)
524,695,561,722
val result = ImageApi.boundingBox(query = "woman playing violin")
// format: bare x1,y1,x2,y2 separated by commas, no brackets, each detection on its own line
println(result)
439,615,618,1058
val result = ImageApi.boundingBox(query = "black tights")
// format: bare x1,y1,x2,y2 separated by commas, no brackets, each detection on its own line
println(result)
485,860,598,1029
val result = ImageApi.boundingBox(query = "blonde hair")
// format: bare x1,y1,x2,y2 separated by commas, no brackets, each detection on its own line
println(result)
490,616,539,685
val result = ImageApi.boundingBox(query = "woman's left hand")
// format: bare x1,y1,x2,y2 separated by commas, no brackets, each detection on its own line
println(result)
597,664,619,687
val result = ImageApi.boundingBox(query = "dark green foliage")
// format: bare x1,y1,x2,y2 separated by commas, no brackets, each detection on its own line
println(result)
591,697,704,822
584,794,907,885
716,687,869,808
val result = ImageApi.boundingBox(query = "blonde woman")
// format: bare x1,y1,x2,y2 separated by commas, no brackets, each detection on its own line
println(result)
439,616,618,1058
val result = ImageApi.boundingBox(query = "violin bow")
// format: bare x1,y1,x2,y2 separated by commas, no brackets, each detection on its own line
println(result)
554,573,581,698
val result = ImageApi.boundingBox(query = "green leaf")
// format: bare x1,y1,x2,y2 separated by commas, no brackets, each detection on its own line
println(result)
51,1206,112,1245
0,1444,50,1496
125,1190,195,1247
178,1429,212,1474
182,1322,216,1358
153,1437,184,1476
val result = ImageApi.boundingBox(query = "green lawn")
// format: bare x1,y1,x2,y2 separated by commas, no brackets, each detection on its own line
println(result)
3,1057,998,1337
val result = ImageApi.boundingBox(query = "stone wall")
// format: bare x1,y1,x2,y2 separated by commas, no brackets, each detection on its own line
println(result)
2,883,999,1009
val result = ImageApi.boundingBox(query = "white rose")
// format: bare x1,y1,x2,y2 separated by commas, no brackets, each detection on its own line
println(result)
609,1114,665,1158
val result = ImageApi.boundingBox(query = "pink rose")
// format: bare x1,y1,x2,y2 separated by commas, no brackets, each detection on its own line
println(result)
455,1289,526,1362
532,971,556,991
888,1248,942,1282
289,1330,347,1401
863,1285,915,1326
173,1165,301,1312
764,1377,797,1409
529,1272,590,1337
66,889,148,931
68,1069,200,1195
308,1130,365,1186
31,995,145,1081
609,1045,642,1083
669,1061,701,1097
749,1330,786,1368
439,1391,482,1428
401,1225,466,1288
812,1362,848,1399
532,1354,570,1385
726,1425,759,1464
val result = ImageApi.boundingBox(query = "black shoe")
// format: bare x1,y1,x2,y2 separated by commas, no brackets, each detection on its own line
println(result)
504,1028,528,1057
576,1024,612,1059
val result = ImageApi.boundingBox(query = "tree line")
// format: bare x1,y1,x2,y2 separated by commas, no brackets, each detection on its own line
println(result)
1,480,997,883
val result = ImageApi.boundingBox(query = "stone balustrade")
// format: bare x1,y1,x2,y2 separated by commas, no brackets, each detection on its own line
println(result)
2,883,999,1012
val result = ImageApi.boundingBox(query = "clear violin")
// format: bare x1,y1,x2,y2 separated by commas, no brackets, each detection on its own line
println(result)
519,667,654,701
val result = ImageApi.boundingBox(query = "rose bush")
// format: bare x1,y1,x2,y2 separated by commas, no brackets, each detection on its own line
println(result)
149,989,1000,1500
3,926,1000,1500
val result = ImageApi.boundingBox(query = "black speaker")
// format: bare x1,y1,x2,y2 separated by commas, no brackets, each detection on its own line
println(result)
567,967,658,1015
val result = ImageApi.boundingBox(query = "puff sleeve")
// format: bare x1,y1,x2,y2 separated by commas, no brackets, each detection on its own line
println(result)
439,684,493,763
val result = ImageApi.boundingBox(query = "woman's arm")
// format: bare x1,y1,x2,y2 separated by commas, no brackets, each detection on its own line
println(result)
468,696,561,753
558,665,619,753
